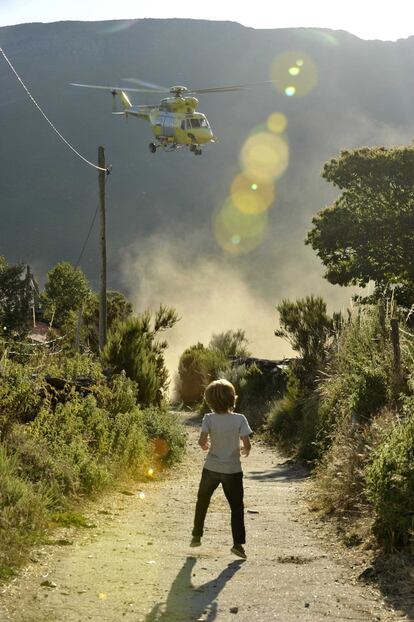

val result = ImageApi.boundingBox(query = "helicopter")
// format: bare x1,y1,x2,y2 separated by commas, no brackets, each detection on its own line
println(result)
70,79,277,155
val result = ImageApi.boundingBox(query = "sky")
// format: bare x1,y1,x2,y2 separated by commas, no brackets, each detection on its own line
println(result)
1,0,414,41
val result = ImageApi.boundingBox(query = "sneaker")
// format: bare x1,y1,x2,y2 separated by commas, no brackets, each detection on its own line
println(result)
231,544,247,559
190,537,201,547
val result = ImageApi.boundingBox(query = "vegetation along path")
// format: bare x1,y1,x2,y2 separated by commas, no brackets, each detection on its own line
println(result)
0,413,408,622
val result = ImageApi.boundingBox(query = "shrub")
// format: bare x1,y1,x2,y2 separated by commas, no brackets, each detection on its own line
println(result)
99,372,138,416
109,409,149,473
44,352,105,383
0,360,45,437
0,445,47,568
308,307,394,459
365,404,414,549
209,329,250,358
176,343,227,405
176,344,211,404
137,407,187,466
311,411,394,516
103,306,178,407
265,373,302,452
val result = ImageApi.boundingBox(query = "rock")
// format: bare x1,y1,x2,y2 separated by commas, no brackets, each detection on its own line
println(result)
230,606,239,613
304,603,310,608
40,580,57,588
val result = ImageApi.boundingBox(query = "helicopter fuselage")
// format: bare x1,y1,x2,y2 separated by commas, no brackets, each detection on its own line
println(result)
151,96,214,146
121,93,215,153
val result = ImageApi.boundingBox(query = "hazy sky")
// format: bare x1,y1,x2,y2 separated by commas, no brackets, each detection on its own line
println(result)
1,0,414,41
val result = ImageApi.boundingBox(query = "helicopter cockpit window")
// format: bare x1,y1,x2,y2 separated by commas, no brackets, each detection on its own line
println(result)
200,118,209,128
181,121,186,130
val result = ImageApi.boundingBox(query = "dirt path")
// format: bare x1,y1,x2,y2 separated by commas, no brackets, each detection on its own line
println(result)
0,413,409,622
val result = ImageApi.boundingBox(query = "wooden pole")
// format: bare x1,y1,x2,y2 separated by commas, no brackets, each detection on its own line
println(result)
98,146,107,351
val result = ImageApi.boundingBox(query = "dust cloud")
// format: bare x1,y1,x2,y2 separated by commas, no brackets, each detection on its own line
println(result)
120,233,293,377
120,230,361,382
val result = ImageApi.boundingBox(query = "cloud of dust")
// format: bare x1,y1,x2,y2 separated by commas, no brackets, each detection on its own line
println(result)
120,233,294,380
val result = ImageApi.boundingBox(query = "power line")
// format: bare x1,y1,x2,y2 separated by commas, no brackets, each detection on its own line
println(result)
74,203,99,269
74,173,111,269
0,47,111,174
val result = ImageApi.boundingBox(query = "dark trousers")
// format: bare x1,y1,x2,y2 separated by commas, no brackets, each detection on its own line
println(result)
192,468,246,544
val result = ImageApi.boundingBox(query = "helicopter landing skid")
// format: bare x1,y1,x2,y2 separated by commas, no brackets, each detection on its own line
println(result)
149,141,183,153
149,141,202,155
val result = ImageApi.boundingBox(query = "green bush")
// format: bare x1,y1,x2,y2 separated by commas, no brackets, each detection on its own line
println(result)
176,343,227,405
103,306,178,407
309,307,393,458
109,409,149,473
99,372,138,416
44,352,105,383
265,373,302,452
0,360,45,437
365,405,414,549
312,409,395,517
0,445,47,568
137,407,187,466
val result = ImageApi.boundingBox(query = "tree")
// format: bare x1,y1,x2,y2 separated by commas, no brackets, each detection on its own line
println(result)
275,296,333,388
209,329,250,358
0,257,30,337
42,262,91,324
103,305,179,407
79,290,133,353
306,146,414,304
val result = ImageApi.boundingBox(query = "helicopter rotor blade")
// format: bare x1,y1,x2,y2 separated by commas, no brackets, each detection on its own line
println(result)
123,78,168,91
186,80,280,94
70,82,170,94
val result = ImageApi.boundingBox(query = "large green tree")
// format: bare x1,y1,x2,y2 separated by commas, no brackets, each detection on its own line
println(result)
306,146,414,303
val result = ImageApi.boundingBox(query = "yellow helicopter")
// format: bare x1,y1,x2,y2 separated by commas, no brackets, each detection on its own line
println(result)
70,79,276,155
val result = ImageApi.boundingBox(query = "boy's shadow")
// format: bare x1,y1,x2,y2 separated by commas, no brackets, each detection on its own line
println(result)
144,555,244,621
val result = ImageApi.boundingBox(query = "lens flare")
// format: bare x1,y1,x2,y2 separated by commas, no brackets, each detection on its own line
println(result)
267,113,287,134
230,172,275,215
153,437,169,457
213,198,268,255
271,51,318,97
240,132,289,180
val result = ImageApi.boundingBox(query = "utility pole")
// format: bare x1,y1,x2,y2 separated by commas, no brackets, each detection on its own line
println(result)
98,146,107,351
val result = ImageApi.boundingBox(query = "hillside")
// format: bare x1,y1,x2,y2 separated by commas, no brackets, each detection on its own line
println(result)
1,19,414,357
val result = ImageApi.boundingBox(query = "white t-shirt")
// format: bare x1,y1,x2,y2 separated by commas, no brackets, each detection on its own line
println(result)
201,412,253,474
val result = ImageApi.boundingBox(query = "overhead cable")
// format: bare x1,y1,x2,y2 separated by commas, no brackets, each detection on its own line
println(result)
0,47,110,174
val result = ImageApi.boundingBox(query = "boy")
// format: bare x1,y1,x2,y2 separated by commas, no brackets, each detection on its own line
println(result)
190,379,253,559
